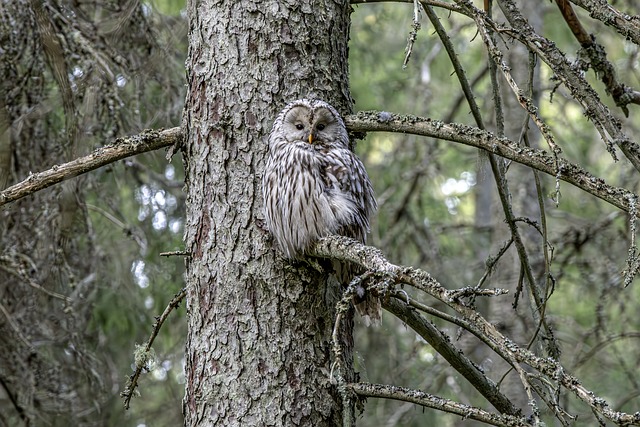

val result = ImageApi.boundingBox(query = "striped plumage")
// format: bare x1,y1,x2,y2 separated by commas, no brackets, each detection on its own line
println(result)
262,99,380,324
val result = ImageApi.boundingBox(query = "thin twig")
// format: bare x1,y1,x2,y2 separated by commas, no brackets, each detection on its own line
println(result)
402,0,422,69
422,0,485,128
0,254,73,303
351,0,467,17
159,250,191,257
121,287,186,410
0,303,33,350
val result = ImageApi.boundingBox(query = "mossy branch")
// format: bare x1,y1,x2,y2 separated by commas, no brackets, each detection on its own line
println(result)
0,127,180,208
310,235,640,426
1,117,635,213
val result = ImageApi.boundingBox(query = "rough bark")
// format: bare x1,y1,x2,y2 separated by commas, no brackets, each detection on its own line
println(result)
181,0,353,425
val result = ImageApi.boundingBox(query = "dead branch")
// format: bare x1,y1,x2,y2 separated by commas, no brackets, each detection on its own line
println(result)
0,127,180,208
569,0,640,46
478,0,640,171
555,0,640,116
310,235,640,426
349,383,531,427
346,111,636,212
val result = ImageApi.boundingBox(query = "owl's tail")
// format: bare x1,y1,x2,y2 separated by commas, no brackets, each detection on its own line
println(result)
353,286,382,327
332,260,382,326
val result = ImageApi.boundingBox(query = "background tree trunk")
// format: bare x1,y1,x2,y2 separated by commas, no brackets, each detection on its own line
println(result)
0,3,98,423
181,0,353,425
0,1,186,424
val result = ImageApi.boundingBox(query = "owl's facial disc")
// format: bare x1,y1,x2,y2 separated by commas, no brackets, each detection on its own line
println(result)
283,106,313,144
308,116,332,145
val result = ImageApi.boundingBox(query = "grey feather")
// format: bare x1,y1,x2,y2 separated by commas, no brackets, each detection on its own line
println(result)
262,99,381,324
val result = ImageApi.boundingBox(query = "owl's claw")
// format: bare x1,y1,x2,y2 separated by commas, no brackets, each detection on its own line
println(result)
396,288,410,305
368,271,397,302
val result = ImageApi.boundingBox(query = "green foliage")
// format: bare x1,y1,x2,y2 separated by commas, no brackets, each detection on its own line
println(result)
349,2,640,425
4,0,640,425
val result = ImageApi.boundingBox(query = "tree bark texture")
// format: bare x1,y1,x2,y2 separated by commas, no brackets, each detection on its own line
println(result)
182,1,352,425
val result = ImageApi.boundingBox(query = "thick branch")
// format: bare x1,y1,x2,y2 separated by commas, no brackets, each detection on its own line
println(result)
555,0,640,116
570,0,640,46
2,112,635,216
0,127,180,207
384,298,521,416
346,111,635,212
349,383,531,427
309,235,640,425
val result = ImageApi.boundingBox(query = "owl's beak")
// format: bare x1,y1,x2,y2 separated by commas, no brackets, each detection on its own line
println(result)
308,134,314,144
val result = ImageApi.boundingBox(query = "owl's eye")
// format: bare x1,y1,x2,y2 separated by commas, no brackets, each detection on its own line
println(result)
317,124,326,131
295,124,304,130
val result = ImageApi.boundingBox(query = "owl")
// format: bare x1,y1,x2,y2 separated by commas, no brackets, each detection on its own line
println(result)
262,99,381,325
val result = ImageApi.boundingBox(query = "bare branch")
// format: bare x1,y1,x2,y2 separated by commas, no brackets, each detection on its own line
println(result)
555,0,640,117
384,297,521,416
351,0,466,15
570,0,640,46
482,0,640,170
0,255,73,303
470,5,561,156
0,127,181,208
349,383,531,426
346,111,636,212
309,235,640,425
2,111,635,219
121,287,186,410
421,0,484,128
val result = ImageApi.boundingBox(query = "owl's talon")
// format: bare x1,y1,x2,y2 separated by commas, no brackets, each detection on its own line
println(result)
396,289,410,304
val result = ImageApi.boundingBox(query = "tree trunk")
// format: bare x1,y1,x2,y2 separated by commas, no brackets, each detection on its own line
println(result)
181,0,353,425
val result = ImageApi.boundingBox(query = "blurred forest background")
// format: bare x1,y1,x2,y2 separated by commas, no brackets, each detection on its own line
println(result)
2,0,640,425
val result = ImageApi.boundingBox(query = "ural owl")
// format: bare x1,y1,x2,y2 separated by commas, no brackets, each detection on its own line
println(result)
262,99,380,324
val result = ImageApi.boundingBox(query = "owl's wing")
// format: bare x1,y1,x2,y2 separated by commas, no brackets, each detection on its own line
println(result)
323,149,382,325
322,148,376,242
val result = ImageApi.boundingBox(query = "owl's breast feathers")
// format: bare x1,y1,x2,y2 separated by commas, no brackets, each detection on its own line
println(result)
264,141,373,255
263,98,381,324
